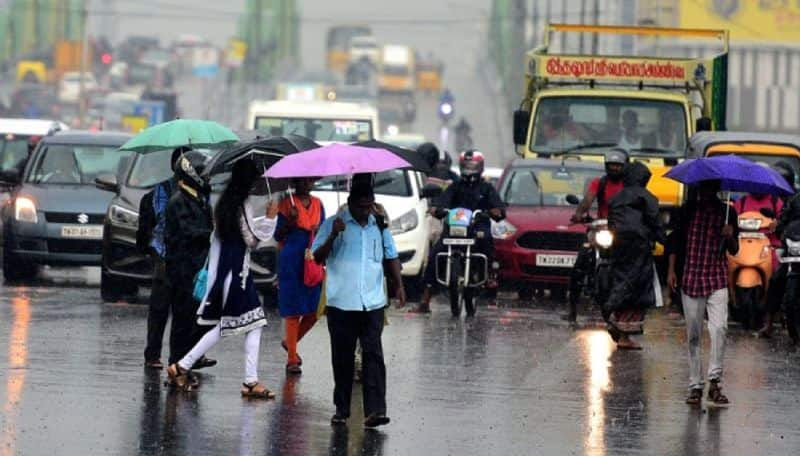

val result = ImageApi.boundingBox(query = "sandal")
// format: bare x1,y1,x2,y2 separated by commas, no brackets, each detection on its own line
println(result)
685,388,703,405
145,359,164,370
241,382,276,399
286,363,302,375
281,341,302,366
708,380,730,405
167,363,193,391
616,338,643,350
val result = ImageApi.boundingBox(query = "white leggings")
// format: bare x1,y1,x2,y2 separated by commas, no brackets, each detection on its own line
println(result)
178,325,262,384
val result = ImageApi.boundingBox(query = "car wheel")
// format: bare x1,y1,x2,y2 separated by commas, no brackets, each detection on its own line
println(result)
3,250,38,282
518,286,535,301
551,286,568,303
101,269,138,303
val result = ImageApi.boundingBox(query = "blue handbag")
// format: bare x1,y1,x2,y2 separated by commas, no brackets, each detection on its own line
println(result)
192,255,210,302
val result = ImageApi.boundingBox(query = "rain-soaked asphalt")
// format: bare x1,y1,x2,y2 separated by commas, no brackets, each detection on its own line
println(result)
1,269,800,455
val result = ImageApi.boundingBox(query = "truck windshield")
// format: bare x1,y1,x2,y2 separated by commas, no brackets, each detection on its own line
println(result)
501,166,602,206
531,97,687,158
254,117,373,142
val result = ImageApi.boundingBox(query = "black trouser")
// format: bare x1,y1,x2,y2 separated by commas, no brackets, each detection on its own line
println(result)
568,243,595,317
167,284,208,365
766,264,788,314
144,257,170,362
327,306,386,418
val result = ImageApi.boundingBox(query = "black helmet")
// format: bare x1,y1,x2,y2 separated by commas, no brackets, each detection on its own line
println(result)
175,150,210,192
459,149,485,183
774,161,796,189
604,148,628,181
417,142,440,169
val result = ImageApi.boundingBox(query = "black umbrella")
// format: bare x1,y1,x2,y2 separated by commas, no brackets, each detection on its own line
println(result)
204,134,320,195
355,139,431,173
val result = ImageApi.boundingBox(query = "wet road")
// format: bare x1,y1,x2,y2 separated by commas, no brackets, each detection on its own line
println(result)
1,272,800,455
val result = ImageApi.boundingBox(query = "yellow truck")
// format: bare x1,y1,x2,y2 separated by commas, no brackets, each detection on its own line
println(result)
379,44,416,94
513,24,730,209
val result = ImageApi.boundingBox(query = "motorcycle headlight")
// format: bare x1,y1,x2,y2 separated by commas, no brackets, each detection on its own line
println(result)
109,204,139,228
389,209,418,235
491,220,517,240
738,218,762,231
14,197,37,223
787,239,800,256
595,229,613,249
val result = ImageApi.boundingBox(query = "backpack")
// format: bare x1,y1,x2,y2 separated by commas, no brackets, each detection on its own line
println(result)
735,194,778,216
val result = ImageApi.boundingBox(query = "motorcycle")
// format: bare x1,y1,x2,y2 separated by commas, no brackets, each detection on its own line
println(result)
728,209,775,330
435,207,490,317
582,217,615,312
779,221,800,343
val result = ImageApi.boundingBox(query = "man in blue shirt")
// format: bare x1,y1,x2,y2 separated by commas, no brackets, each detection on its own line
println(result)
313,183,405,428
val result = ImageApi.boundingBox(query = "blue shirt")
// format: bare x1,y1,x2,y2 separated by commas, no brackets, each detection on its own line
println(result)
312,209,398,311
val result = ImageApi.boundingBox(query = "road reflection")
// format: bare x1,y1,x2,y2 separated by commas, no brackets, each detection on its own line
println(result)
582,330,612,456
1,296,31,456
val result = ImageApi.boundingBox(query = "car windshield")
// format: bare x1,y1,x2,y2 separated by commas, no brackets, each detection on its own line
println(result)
127,148,215,189
28,144,132,185
501,166,603,206
531,97,688,157
313,169,411,197
254,117,373,142
0,136,30,173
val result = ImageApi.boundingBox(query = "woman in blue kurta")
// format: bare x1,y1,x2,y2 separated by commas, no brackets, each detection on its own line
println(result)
275,177,325,374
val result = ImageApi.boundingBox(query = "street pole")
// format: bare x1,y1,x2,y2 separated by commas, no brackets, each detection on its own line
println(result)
79,2,89,128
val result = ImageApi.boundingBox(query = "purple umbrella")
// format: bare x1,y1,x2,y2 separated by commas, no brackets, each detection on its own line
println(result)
264,143,411,178
665,154,795,196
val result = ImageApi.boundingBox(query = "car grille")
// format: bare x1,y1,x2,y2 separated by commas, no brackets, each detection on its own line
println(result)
47,239,103,255
516,232,584,251
45,212,105,224
521,264,572,277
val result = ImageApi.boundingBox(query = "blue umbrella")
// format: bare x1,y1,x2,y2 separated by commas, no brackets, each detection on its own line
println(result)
665,154,795,196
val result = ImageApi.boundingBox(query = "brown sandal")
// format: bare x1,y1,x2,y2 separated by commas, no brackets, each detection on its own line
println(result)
167,363,193,391
708,381,730,405
241,382,276,399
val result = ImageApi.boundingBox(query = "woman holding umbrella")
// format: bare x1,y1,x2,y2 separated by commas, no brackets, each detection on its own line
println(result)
168,159,280,398
275,177,325,375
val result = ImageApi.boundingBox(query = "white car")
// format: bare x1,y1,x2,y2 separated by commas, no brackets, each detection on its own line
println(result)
311,169,432,283
58,72,98,103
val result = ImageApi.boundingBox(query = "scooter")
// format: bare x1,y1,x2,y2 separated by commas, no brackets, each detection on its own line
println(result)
779,221,800,344
728,210,775,330
435,207,490,317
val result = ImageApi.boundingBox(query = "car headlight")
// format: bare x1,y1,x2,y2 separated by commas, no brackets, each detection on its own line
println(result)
595,229,614,249
738,218,762,231
14,197,37,223
389,209,418,235
491,220,517,240
109,204,139,227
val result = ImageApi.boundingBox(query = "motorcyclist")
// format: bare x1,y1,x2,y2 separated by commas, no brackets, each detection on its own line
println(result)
565,148,629,325
758,161,796,337
419,142,459,188
411,149,505,313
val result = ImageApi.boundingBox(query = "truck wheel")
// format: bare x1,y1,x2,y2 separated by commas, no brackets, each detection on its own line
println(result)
3,250,38,282
101,269,138,303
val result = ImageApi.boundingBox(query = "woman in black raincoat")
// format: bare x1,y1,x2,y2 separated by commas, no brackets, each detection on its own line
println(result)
164,151,214,371
605,161,665,349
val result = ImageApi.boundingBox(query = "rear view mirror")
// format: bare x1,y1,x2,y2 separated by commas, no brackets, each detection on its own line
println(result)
696,117,712,132
421,183,443,199
0,168,21,185
95,173,119,193
566,194,580,205
513,110,530,146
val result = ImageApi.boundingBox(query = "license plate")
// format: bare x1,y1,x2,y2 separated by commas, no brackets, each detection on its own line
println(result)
780,256,800,263
536,254,576,267
443,238,475,246
61,225,103,239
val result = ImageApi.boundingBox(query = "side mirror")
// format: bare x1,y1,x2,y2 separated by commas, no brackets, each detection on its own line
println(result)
420,183,443,199
513,110,530,146
95,173,119,193
696,117,712,132
0,168,21,185
566,194,581,205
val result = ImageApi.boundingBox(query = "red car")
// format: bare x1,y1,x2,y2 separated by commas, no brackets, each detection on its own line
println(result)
492,158,604,300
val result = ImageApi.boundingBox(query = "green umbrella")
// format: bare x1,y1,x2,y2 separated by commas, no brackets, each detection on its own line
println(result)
119,119,239,153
